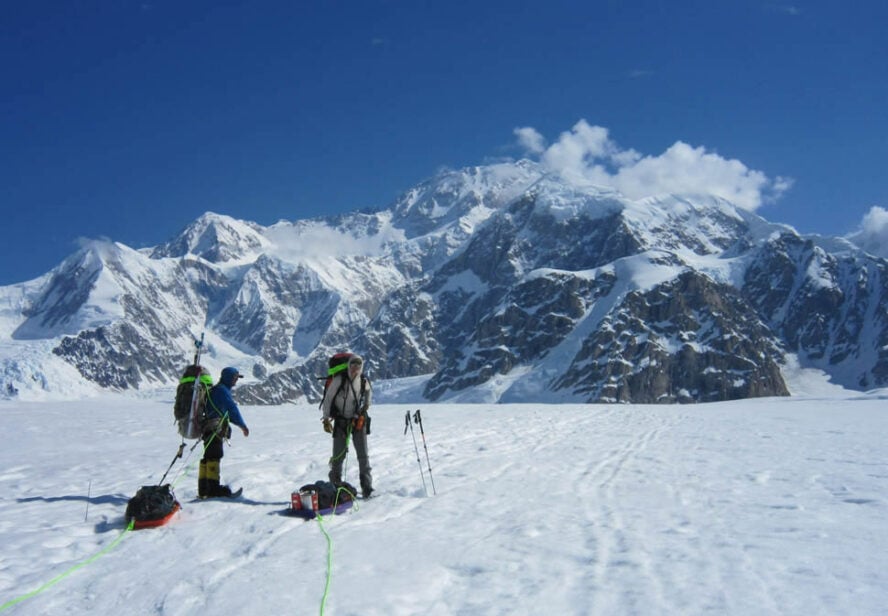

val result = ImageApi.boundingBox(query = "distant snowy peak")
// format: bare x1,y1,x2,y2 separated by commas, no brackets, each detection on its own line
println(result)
151,212,269,263
387,162,773,260
14,241,127,339
391,160,544,237
619,194,754,256
520,175,626,221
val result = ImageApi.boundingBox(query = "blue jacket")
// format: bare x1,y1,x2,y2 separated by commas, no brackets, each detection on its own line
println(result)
208,383,248,430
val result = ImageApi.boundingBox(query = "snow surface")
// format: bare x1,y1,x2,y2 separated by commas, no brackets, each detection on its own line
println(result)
1,384,887,615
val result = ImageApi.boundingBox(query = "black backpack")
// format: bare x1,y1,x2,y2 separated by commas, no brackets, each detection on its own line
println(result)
173,365,213,439
125,484,178,523
299,481,358,510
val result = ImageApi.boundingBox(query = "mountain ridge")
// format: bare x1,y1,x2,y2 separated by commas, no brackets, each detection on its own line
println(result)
1,160,885,403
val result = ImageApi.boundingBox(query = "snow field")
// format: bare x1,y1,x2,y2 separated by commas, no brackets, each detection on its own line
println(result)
0,395,886,615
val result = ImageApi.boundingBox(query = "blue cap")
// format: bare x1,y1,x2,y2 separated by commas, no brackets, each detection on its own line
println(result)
221,367,244,385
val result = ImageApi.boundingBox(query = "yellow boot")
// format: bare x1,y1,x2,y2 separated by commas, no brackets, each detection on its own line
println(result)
204,460,233,498
198,460,208,499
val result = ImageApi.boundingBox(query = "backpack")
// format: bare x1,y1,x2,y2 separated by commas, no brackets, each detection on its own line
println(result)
125,484,178,523
318,352,366,407
298,480,358,509
174,364,213,439
318,353,371,432
321,352,354,391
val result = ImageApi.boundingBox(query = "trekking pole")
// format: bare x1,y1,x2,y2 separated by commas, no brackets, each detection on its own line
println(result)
157,442,186,486
405,410,428,496
84,479,92,522
413,409,436,495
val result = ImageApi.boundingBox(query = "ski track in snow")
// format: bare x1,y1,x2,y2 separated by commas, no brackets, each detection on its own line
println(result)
0,397,886,615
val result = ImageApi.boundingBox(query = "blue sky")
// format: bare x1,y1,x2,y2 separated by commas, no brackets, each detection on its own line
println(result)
2,1,886,285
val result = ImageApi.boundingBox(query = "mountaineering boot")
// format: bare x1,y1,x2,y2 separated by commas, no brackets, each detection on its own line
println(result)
359,463,373,500
204,460,237,498
205,460,222,497
198,460,208,498
361,473,373,499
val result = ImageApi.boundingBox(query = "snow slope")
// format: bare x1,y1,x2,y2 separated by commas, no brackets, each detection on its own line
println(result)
1,388,886,615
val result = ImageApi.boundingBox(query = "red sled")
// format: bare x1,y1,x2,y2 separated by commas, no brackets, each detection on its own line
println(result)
131,501,181,529
125,484,181,530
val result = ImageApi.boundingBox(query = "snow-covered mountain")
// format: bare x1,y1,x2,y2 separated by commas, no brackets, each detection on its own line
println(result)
1,160,886,403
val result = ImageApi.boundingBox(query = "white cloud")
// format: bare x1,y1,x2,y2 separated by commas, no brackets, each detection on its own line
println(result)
513,127,546,155
265,220,406,262
515,119,792,211
771,175,796,196
846,206,888,258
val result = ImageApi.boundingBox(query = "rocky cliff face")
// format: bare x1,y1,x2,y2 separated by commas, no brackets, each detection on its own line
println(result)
554,270,788,403
1,161,886,403
742,231,888,389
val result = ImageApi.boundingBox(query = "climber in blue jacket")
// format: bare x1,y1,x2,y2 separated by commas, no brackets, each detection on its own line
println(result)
199,367,250,498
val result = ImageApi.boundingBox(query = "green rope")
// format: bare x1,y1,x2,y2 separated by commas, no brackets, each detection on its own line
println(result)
0,519,135,613
316,420,363,616
168,408,231,490
316,514,334,616
327,420,352,471
0,379,244,611
0,395,231,612
318,422,351,615
316,482,359,616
